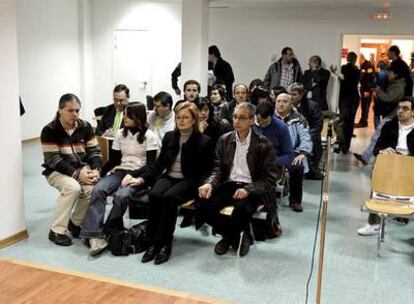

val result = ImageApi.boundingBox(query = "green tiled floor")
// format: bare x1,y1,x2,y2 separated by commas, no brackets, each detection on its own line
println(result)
1,130,413,304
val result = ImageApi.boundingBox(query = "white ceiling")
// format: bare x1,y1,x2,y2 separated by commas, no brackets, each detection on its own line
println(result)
209,0,414,9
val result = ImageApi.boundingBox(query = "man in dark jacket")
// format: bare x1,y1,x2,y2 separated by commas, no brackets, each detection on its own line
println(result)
358,97,414,236
289,83,324,180
303,55,331,111
95,84,130,137
333,52,361,154
373,98,414,156
355,54,376,128
208,45,235,100
253,102,294,168
197,102,280,257
264,47,303,90
387,45,413,97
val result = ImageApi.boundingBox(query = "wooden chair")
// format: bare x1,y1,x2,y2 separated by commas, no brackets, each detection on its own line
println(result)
362,154,414,255
180,199,195,210
96,136,110,165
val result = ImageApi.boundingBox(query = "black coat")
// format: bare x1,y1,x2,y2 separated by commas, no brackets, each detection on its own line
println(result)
339,63,361,100
205,130,280,195
95,104,123,136
373,117,414,156
203,117,231,148
141,131,214,187
213,58,235,99
390,57,413,97
220,99,237,125
303,68,331,111
296,97,323,141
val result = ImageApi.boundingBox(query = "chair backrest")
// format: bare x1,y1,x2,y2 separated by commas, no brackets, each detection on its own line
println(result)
96,136,109,164
371,154,414,196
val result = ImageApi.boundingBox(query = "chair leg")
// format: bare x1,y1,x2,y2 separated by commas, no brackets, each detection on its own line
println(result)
377,214,385,256
236,231,244,259
249,222,256,245
380,215,386,243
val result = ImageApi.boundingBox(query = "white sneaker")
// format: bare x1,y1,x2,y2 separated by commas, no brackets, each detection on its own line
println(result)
89,238,108,256
357,224,380,236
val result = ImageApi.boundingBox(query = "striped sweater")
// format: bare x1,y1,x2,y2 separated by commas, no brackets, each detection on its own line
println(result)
41,119,102,177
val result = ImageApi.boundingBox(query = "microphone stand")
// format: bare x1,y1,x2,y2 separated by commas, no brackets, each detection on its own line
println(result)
316,122,333,304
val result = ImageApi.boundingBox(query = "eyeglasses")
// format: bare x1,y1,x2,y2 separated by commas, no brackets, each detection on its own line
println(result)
176,115,192,121
232,115,253,121
398,106,412,112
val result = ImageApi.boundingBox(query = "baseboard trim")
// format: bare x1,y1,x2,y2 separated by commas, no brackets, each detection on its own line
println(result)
22,137,39,143
0,229,29,249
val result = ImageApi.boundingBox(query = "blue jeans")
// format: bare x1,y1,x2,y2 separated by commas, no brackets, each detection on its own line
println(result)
80,171,142,238
361,116,392,163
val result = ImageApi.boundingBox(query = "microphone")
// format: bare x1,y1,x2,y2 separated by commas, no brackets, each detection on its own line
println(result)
327,115,341,127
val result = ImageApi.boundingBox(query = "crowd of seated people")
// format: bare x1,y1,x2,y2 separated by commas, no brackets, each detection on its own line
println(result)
40,44,414,264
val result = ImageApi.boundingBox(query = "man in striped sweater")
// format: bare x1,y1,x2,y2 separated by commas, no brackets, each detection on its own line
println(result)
41,94,102,246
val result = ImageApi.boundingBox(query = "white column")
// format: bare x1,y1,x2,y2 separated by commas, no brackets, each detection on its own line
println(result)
0,0,27,247
181,0,209,96
79,0,95,123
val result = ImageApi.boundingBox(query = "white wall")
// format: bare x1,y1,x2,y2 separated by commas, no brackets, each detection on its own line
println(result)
0,0,26,242
209,6,414,98
16,2,414,140
90,0,182,110
16,0,181,138
17,0,81,140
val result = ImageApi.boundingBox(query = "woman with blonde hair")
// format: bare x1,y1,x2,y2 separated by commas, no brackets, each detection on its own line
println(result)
137,101,214,265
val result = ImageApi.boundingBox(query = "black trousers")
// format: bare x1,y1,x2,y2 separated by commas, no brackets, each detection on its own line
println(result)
339,96,359,152
288,163,304,204
147,176,195,246
359,90,373,125
308,136,323,174
196,182,260,241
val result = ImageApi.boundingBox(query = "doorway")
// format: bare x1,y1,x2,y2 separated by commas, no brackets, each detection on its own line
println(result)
341,34,414,128
112,29,154,105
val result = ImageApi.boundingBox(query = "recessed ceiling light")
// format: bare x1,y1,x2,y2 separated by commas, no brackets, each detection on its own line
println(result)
373,11,392,20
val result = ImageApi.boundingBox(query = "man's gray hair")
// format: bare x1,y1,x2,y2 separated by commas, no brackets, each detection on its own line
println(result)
235,102,256,118
288,82,305,95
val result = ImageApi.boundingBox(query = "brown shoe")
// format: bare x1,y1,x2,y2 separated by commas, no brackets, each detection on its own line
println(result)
272,224,283,238
290,202,303,213
48,230,72,246
214,238,231,255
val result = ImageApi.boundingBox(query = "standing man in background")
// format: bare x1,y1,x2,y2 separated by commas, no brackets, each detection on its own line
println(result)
171,62,213,96
387,45,413,97
355,54,376,128
303,55,331,111
331,52,361,154
264,47,303,90
208,45,235,101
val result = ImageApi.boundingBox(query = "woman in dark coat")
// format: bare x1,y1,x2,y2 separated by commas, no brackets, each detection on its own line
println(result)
137,101,214,265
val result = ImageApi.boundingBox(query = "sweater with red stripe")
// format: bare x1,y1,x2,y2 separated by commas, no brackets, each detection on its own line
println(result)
41,119,102,177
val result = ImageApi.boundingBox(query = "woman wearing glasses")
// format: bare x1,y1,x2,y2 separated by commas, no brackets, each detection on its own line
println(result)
137,101,214,265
